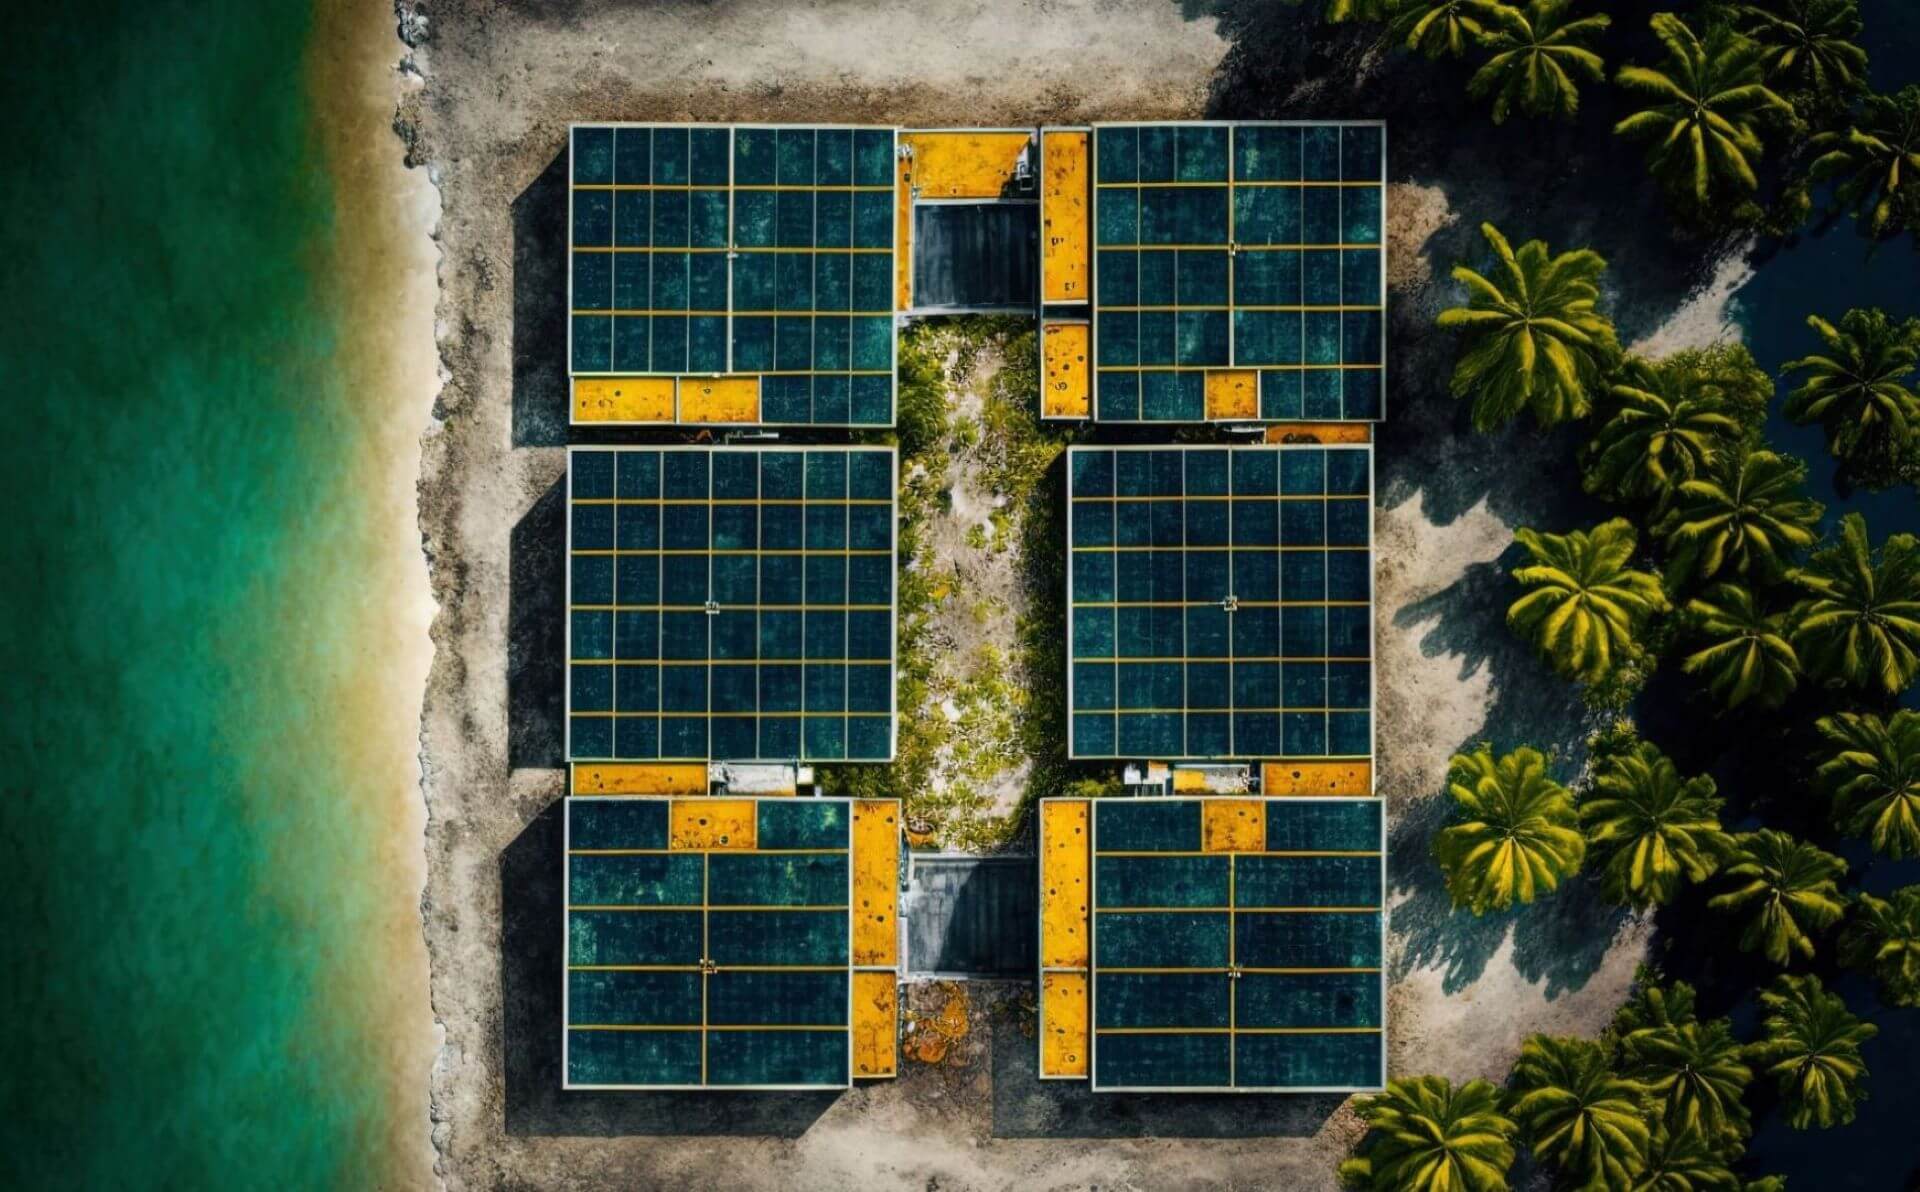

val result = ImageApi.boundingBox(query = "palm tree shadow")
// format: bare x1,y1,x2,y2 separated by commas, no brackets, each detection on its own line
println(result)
1385,550,1626,997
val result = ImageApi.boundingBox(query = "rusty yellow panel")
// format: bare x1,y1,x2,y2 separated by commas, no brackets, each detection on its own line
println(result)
853,800,900,966
1040,972,1090,1078
1202,800,1266,853
1263,761,1375,797
1040,800,1091,969
679,375,760,424
1170,768,1212,793
668,799,756,850
1265,421,1374,444
902,130,1034,199
572,763,708,796
1042,323,1090,419
1206,370,1259,420
895,148,914,311
1041,130,1089,302
573,376,675,423
852,970,899,1078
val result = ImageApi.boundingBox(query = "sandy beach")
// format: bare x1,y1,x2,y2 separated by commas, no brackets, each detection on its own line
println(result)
304,2,441,1187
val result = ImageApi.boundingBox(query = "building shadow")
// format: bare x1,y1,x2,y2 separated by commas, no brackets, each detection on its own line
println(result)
513,149,571,448
508,475,567,770
500,799,842,1136
987,998,1345,1139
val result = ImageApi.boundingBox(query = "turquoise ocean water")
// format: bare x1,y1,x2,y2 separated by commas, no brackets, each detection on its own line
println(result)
0,1,419,1187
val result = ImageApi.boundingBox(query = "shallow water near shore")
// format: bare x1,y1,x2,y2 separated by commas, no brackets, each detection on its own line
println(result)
0,1,434,1187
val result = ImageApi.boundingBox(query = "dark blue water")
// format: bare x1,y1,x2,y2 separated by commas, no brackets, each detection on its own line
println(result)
1719,3,1918,1180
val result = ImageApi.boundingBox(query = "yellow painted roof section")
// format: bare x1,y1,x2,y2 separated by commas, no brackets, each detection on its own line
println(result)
1040,972,1089,1078
1265,421,1374,444
1042,322,1090,419
668,799,757,850
1040,799,1091,970
852,800,901,966
1041,129,1090,303
571,762,707,796
1205,370,1259,421
1201,799,1266,852
852,970,899,1078
573,376,674,423
901,130,1033,199
679,376,760,424
1263,761,1374,797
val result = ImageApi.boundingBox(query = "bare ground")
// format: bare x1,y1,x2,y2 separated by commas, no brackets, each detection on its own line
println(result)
401,1,1669,1187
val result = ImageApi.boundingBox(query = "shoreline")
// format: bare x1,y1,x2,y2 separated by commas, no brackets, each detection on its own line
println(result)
302,1,442,1187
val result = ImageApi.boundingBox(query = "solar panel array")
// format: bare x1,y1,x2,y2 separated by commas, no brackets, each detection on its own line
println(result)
1067,445,1372,761
568,447,897,764
569,124,898,425
1091,123,1384,422
564,797,858,1089
1089,798,1384,1091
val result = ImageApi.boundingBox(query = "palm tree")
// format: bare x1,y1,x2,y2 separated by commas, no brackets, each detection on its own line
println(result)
1389,0,1506,59
1613,13,1794,211
1781,308,1920,475
1436,745,1587,913
1339,1075,1518,1192
1509,1034,1651,1189
1582,357,1745,507
1625,1122,1742,1191
1612,974,1701,1037
1732,0,1869,108
1468,0,1612,124
1436,223,1621,430
1327,0,1396,22
1621,1016,1754,1152
1809,84,1920,239
1679,584,1801,711
1581,742,1729,908
1839,885,1920,1008
1707,829,1848,964
1788,513,1920,696
1815,710,1920,859
1749,974,1876,1129
1656,448,1824,586
1509,519,1668,684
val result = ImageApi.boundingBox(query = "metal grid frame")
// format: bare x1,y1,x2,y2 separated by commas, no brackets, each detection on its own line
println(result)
562,795,874,1091
1086,120,1387,424
1085,796,1386,1094
1064,443,1376,763
565,445,900,765
567,122,901,428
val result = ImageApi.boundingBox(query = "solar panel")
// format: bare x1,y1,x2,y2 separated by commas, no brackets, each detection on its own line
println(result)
569,124,899,426
1066,445,1373,761
563,796,900,1089
567,446,898,764
1089,122,1385,422
1086,797,1384,1092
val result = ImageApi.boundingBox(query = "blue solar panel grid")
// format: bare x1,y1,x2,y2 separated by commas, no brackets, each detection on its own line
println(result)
1089,798,1384,1091
1090,122,1385,422
569,124,898,426
1067,445,1373,761
567,446,898,763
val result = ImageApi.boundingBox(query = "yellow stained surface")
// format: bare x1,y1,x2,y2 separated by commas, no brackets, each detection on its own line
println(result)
1170,768,1212,793
1041,130,1089,302
571,763,708,796
573,376,675,423
852,799,900,966
852,970,899,1078
1041,323,1090,419
1263,761,1375,797
1040,972,1090,1078
1265,421,1374,444
1040,800,1091,969
668,799,757,850
1202,800,1266,852
1206,370,1259,420
902,130,1033,199
895,147,914,311
679,376,760,423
